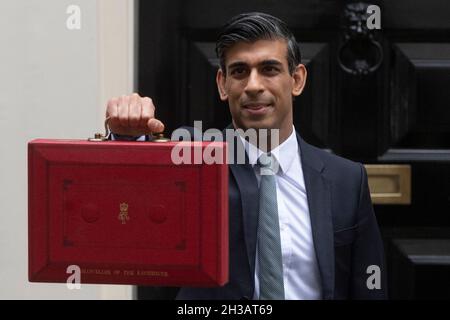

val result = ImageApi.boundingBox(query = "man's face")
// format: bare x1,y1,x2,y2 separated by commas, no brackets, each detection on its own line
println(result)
216,39,306,136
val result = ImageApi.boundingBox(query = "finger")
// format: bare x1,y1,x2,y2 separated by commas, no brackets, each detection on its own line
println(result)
106,97,119,119
106,98,119,129
140,97,155,127
118,95,130,128
147,118,165,133
128,93,141,128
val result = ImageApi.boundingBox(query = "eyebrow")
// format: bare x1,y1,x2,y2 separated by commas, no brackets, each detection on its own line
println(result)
260,59,284,67
227,59,284,70
227,61,248,70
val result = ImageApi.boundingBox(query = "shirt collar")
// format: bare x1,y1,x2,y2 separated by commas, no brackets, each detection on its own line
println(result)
238,126,299,174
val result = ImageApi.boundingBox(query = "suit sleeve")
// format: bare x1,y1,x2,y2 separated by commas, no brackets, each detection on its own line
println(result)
108,133,148,141
350,164,388,299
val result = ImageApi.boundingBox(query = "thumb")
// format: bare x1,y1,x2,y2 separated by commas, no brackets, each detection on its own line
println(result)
147,118,165,133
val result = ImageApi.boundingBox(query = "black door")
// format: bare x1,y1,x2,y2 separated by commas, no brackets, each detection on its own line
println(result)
138,0,450,299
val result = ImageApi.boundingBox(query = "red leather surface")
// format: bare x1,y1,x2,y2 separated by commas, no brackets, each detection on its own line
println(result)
28,140,228,286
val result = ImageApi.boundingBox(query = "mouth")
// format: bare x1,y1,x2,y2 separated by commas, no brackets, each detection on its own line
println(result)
241,103,272,116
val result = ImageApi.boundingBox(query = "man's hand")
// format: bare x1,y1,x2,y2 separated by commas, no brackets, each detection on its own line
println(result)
106,93,165,137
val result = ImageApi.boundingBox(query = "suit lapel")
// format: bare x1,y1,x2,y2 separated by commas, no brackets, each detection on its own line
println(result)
298,134,335,299
224,128,259,275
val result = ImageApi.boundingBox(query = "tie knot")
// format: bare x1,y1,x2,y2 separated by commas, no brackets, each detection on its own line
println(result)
258,153,279,175
258,153,273,168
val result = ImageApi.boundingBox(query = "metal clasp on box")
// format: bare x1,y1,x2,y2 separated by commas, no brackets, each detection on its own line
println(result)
88,117,170,142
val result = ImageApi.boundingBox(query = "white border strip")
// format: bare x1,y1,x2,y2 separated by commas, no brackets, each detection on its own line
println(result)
97,0,136,130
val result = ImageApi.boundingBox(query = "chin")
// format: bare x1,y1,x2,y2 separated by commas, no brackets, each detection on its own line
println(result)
242,121,276,132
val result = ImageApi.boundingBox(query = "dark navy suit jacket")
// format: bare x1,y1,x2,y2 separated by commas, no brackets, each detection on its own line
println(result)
112,127,387,299
175,129,387,300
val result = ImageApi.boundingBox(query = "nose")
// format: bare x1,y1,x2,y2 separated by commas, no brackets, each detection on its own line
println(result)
244,69,264,96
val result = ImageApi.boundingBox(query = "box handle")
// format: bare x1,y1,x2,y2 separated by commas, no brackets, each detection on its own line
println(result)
88,117,170,142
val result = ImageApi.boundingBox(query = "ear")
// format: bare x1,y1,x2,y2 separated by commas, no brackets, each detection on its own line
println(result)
216,68,228,101
291,64,307,97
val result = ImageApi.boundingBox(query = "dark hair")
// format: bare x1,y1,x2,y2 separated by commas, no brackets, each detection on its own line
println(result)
215,12,301,75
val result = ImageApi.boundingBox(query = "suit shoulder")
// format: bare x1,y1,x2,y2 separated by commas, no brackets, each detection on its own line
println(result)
301,140,363,182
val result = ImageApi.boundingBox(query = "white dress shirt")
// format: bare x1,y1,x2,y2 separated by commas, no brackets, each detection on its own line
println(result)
239,126,322,300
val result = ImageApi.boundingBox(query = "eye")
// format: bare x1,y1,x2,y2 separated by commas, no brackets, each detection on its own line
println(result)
262,66,280,74
230,67,246,75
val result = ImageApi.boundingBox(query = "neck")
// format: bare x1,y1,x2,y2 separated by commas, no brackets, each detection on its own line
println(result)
232,122,293,152
277,124,293,148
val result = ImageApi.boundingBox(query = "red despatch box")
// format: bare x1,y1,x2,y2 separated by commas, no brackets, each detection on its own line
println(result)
28,139,228,286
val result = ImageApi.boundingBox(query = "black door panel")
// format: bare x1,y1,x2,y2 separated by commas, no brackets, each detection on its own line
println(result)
137,0,450,299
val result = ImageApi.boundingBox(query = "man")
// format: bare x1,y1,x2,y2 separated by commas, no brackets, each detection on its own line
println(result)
106,12,387,299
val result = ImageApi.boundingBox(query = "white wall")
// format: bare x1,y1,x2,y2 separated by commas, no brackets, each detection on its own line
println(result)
0,0,135,299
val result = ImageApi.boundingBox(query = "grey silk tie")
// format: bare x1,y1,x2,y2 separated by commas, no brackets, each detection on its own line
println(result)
257,153,285,300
